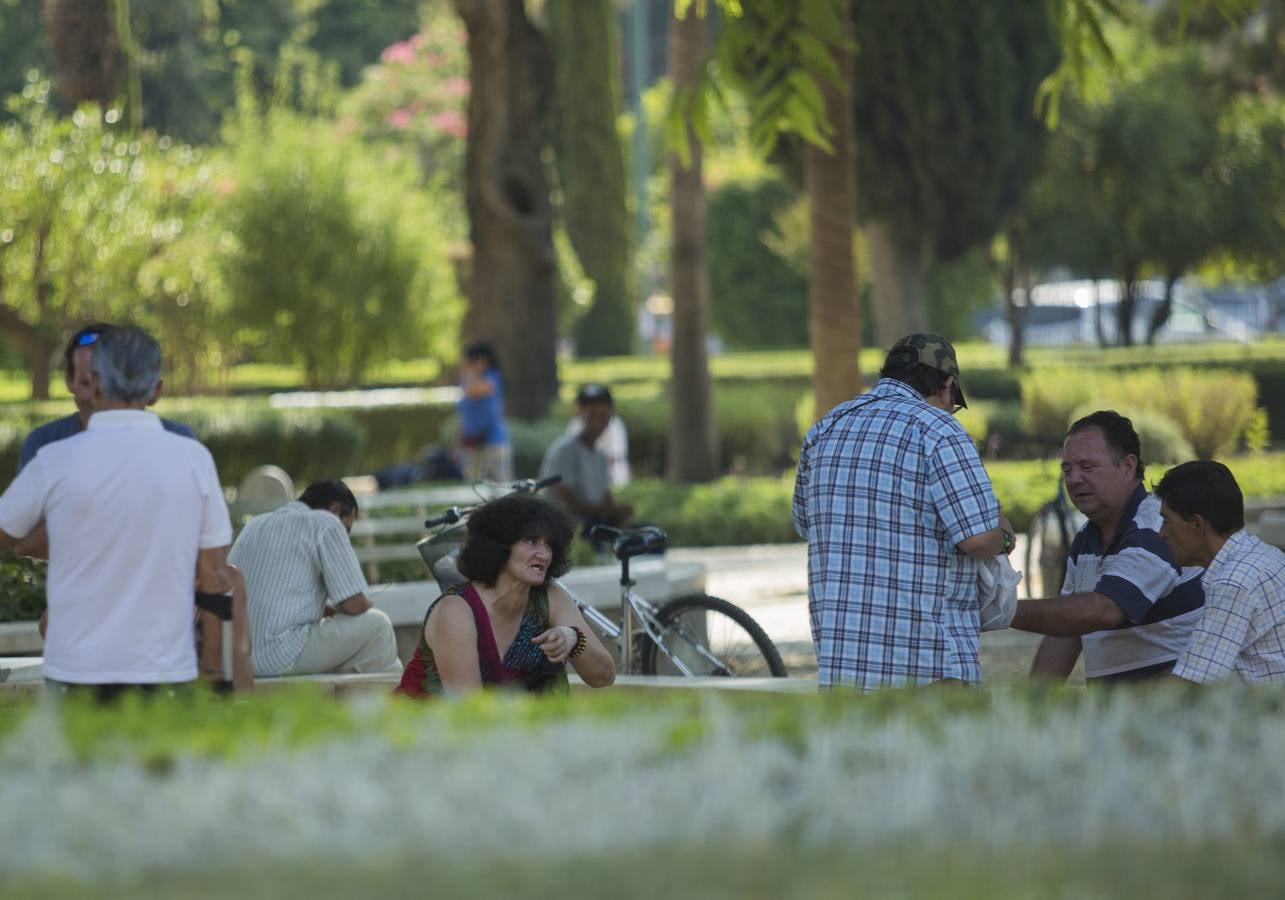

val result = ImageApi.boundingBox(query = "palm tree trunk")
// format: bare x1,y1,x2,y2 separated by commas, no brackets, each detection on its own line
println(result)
804,1,861,421
666,5,718,483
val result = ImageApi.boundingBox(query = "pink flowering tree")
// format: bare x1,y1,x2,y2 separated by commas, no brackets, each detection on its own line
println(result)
340,6,470,189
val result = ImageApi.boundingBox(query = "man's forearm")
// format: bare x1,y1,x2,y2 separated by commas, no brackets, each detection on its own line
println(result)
1010,592,1126,637
1030,635,1081,680
14,523,49,559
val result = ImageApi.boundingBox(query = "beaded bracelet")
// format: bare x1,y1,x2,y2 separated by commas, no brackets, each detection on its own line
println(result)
568,625,588,659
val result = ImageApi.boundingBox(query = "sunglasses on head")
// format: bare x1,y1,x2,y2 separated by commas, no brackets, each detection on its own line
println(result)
75,331,102,348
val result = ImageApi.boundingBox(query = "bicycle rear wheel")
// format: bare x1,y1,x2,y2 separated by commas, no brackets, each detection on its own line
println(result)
640,594,787,677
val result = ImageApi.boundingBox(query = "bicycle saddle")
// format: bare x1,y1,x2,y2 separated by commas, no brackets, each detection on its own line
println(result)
588,524,667,560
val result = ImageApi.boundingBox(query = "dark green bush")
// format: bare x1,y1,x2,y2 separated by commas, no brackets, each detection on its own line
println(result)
181,409,366,486
623,382,809,478
0,551,46,623
621,477,800,546
706,175,808,349
348,403,455,474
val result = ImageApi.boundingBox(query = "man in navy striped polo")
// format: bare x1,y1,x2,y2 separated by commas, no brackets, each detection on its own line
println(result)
1011,411,1205,682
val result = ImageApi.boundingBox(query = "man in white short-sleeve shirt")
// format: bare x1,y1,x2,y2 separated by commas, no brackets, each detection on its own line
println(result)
0,327,233,689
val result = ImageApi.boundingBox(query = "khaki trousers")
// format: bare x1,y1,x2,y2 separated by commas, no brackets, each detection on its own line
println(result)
286,609,403,675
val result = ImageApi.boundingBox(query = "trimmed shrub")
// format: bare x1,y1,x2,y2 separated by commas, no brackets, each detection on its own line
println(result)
349,404,456,474
621,477,800,546
181,409,365,487
1021,367,1264,457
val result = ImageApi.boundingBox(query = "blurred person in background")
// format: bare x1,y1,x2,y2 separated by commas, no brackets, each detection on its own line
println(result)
564,384,630,487
540,383,633,532
455,341,512,483
19,322,195,473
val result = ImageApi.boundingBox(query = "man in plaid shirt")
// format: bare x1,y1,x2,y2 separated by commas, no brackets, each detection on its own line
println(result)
1155,460,1285,683
793,334,1013,690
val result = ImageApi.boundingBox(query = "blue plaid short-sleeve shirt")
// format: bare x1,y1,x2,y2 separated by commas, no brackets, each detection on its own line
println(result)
793,378,999,689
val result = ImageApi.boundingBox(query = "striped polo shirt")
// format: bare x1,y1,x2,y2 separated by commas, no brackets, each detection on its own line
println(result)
1064,485,1205,679
229,501,368,676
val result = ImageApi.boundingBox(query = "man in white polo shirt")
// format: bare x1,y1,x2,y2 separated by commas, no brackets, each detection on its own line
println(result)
0,326,233,699
230,480,401,677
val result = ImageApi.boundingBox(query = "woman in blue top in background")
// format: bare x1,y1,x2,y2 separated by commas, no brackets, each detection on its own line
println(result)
456,341,512,483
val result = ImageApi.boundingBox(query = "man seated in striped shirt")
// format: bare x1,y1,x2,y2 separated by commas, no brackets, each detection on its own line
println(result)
1155,460,1285,684
230,480,402,678
1010,411,1205,683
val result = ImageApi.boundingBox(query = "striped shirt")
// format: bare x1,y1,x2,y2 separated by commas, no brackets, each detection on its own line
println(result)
793,378,999,690
1065,486,1205,679
229,501,368,676
1173,530,1285,683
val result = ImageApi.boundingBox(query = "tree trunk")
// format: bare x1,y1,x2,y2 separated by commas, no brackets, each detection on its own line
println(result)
547,0,634,357
1003,250,1026,369
42,0,123,108
453,0,559,422
867,221,931,349
804,2,861,421
1146,270,1180,345
1093,278,1107,347
1116,266,1138,347
666,6,718,483
0,304,57,400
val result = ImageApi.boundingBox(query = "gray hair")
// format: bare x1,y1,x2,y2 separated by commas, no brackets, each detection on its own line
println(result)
91,326,162,404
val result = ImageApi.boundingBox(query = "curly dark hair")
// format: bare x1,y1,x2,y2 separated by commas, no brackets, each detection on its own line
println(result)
457,493,576,586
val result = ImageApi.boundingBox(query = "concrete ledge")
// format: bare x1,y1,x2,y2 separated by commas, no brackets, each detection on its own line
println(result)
0,656,44,684
0,622,42,656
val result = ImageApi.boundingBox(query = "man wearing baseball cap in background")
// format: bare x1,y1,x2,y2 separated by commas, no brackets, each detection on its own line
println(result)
793,333,1015,690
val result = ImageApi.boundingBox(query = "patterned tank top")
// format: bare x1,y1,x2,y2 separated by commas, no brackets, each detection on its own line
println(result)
394,582,568,698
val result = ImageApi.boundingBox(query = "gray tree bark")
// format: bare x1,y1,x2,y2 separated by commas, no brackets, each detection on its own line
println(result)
666,6,718,483
804,2,861,421
867,221,931,349
453,0,559,421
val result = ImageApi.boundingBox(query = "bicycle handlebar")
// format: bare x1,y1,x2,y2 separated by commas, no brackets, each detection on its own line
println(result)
422,475,564,529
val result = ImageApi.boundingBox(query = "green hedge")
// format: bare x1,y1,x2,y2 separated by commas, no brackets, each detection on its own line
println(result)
1020,367,1266,457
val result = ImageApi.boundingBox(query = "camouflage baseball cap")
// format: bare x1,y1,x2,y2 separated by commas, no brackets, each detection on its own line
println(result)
886,333,967,409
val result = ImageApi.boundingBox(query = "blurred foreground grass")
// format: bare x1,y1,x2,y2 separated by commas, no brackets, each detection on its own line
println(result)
8,840,1284,900
2,684,1284,897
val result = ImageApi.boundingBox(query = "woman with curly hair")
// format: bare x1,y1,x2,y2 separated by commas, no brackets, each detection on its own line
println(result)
396,493,615,696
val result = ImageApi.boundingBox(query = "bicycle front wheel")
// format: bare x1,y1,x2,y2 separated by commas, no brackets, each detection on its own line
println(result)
640,594,787,677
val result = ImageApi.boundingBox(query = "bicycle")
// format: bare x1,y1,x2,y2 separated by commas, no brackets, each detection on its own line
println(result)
417,477,788,678
1023,476,1086,599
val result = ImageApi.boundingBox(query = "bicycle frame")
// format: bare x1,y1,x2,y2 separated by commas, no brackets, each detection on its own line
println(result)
550,562,730,679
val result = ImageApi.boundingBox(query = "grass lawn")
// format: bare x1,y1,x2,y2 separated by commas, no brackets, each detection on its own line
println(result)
3,337,1283,402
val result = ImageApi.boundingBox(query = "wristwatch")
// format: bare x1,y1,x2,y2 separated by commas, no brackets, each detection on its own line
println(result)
1001,529,1016,556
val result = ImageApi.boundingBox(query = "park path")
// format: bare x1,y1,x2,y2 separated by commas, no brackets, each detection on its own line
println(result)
668,537,1086,684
